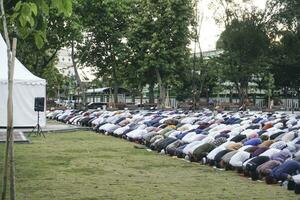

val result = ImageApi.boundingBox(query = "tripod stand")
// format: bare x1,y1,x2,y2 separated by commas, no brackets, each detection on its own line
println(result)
29,111,45,138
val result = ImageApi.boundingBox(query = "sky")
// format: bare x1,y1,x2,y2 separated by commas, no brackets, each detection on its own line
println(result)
191,0,267,52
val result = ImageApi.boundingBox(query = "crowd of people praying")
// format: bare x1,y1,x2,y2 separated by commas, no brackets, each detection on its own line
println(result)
47,108,300,194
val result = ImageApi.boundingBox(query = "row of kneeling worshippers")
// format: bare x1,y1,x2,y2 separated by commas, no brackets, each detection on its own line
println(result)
47,109,300,194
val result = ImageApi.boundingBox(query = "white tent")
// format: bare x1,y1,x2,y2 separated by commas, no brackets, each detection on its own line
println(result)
0,34,46,127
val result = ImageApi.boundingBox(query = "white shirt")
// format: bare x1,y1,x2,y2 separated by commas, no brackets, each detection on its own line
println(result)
113,126,130,135
269,141,287,150
259,148,281,157
207,145,226,160
126,129,148,139
229,151,250,167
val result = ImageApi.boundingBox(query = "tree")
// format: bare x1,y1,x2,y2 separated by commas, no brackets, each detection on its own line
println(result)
271,29,300,90
216,10,271,104
2,0,85,101
127,0,194,109
210,0,300,105
268,0,300,91
126,0,160,105
79,0,132,106
14,8,83,99
270,0,300,27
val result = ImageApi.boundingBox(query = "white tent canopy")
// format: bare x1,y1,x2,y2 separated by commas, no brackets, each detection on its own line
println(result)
0,34,46,127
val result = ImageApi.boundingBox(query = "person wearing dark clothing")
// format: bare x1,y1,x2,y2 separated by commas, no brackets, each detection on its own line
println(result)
246,124,260,129
251,147,269,157
257,160,282,178
270,131,285,140
267,160,300,184
245,156,270,180
244,146,259,154
144,117,164,127
166,140,186,156
214,149,232,168
156,137,178,152
230,134,246,143
175,144,188,158
190,143,216,162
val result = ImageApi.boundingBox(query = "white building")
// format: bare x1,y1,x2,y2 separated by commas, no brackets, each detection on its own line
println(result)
56,47,95,81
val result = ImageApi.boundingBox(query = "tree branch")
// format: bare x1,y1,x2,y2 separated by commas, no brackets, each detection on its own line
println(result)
43,47,60,67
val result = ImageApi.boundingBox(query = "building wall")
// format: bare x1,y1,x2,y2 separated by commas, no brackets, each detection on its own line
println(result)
56,48,74,76
56,48,95,81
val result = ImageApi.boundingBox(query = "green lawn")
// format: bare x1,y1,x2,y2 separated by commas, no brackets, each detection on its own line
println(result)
0,131,299,200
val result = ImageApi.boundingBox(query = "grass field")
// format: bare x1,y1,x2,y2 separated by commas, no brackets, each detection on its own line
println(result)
0,131,299,200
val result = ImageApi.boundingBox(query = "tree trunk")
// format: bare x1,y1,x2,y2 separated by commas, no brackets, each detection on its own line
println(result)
205,87,209,106
1,1,17,198
112,64,118,105
71,40,86,109
0,4,10,200
165,86,170,108
235,81,248,106
155,69,166,109
80,83,87,109
242,83,248,106
110,50,119,106
131,89,136,104
113,84,118,105
229,89,233,103
71,40,81,86
140,89,143,108
235,82,242,105
148,83,155,104
109,87,114,108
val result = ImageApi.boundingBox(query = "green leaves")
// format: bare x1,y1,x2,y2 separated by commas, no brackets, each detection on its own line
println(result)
127,0,193,85
9,0,73,49
13,2,38,28
38,0,50,15
51,0,73,17
80,0,131,84
30,3,38,16
34,31,46,49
